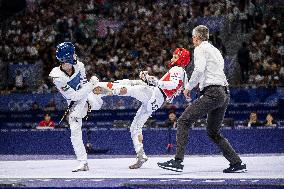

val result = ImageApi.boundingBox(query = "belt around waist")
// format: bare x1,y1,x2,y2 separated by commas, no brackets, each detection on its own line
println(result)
201,85,229,95
158,87,167,100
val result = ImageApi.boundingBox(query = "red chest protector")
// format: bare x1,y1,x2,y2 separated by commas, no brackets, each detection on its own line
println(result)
160,72,183,98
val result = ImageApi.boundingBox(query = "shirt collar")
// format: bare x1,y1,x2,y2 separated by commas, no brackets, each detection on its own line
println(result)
200,41,209,45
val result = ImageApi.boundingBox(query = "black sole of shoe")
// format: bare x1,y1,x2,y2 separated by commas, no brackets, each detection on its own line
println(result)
72,169,89,172
223,169,247,173
157,164,183,172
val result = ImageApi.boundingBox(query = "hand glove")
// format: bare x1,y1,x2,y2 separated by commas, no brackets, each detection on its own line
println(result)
139,71,148,82
183,89,192,102
145,75,159,87
90,76,99,86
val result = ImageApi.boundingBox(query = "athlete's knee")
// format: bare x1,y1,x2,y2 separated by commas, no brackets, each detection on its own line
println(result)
130,125,135,135
70,127,81,140
138,134,143,143
69,117,82,138
123,86,135,96
207,131,224,143
88,95,103,110
130,127,142,139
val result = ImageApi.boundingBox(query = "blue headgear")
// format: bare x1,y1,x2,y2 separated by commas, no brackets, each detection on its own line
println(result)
56,42,75,65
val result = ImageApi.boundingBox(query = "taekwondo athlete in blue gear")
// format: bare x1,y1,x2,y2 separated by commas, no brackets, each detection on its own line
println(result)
49,42,104,172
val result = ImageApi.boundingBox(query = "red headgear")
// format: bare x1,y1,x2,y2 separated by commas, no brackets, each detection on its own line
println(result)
168,48,190,68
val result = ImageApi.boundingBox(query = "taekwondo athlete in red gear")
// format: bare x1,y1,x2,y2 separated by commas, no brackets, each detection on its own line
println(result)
114,48,191,169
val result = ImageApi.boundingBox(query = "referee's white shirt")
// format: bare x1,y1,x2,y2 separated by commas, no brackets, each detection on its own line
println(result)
186,41,228,91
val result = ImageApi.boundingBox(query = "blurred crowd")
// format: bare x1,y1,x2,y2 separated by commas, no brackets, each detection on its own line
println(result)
0,0,283,94
0,0,94,92
1,0,246,93
237,7,284,86
247,15,284,86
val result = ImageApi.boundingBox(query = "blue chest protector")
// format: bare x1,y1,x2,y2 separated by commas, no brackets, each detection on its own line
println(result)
67,72,81,91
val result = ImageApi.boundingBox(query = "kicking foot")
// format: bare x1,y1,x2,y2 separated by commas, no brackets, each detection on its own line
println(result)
111,87,127,95
93,86,103,95
119,87,127,95
166,143,173,153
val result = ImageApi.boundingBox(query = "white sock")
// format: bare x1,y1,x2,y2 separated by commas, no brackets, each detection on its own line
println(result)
132,135,143,154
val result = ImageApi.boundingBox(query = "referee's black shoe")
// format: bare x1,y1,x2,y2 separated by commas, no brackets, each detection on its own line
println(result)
223,162,247,173
157,159,184,172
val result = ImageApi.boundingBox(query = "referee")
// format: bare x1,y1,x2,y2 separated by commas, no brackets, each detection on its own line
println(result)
158,25,246,173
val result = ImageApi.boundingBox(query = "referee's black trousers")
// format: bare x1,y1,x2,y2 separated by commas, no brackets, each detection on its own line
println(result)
175,86,242,165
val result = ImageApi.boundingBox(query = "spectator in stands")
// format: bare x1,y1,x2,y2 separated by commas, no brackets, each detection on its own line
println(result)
237,42,250,83
37,112,55,128
44,99,56,112
163,111,177,152
2,0,236,93
31,102,40,111
280,65,284,84
14,70,25,91
210,32,226,56
254,2,263,26
247,0,255,30
115,99,126,110
163,111,177,129
0,87,11,95
263,113,277,127
246,112,262,127
239,8,248,33
163,102,178,109
227,6,236,33
2,0,279,91
246,12,282,87
36,80,50,93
